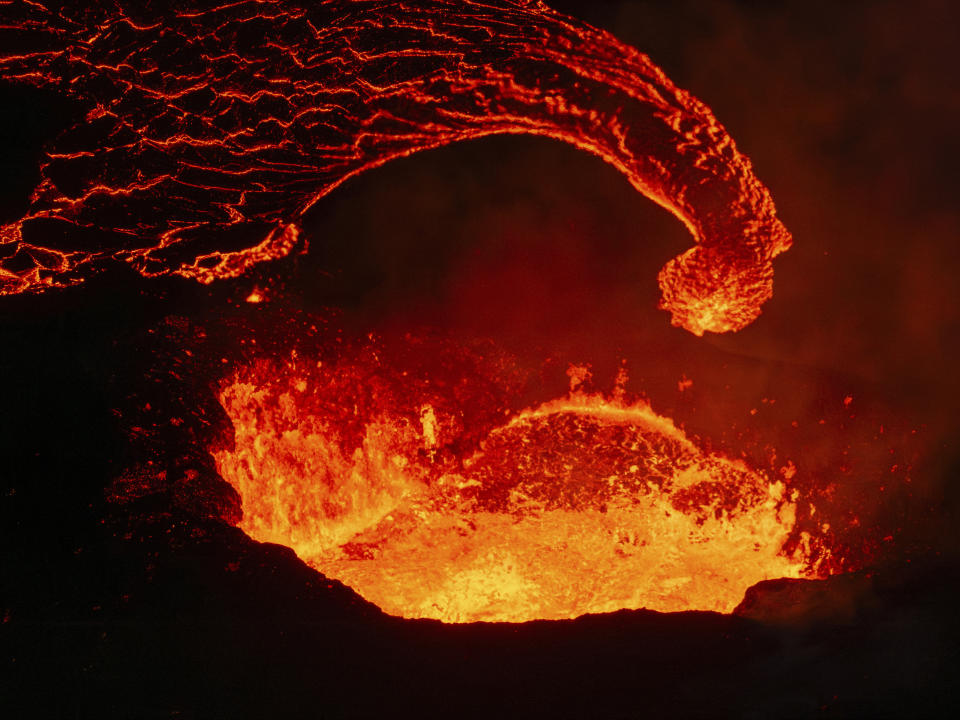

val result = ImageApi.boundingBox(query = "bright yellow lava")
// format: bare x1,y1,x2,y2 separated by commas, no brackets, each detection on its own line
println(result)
214,368,810,623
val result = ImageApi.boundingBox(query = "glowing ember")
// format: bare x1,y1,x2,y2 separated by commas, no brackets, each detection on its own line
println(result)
1,0,790,334
214,356,812,622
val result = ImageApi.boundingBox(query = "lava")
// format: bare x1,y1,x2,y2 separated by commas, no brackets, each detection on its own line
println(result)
214,353,814,622
0,0,790,334
1,0,839,622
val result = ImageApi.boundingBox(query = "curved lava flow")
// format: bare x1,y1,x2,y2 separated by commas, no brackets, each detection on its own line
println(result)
0,0,791,334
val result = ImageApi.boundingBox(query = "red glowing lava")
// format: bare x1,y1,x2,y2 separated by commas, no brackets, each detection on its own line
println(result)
1,1,853,623
213,353,819,622
0,0,790,334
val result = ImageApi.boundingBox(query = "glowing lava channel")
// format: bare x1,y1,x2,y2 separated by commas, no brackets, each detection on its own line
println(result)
214,361,811,622
1,0,790,334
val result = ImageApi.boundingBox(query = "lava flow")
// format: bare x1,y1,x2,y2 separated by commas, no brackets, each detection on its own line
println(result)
0,0,790,334
1,0,826,621
214,353,814,623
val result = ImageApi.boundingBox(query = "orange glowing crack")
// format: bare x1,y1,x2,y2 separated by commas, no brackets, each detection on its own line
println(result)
0,0,791,334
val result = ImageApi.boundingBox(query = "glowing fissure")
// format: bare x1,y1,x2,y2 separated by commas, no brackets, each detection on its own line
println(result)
1,0,790,334
214,357,812,623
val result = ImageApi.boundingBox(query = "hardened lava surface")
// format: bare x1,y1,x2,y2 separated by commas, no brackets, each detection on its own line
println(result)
0,0,790,334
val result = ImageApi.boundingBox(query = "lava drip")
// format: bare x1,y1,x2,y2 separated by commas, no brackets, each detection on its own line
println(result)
0,0,789,334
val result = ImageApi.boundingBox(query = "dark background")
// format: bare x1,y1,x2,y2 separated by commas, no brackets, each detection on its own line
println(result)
2,1,959,717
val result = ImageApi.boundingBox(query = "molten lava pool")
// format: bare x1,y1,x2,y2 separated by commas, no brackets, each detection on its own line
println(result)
214,352,813,623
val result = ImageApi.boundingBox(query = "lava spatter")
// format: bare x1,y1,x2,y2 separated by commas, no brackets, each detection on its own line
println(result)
213,354,813,622
0,0,790,334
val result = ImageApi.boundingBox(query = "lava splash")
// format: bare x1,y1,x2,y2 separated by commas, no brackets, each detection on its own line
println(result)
214,354,811,622
1,0,790,334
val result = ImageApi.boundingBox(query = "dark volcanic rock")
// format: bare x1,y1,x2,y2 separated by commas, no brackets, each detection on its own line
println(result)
734,572,878,628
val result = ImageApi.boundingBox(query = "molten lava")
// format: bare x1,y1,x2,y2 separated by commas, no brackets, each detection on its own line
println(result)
0,0,790,334
214,355,813,622
0,0,842,623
